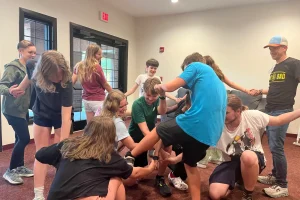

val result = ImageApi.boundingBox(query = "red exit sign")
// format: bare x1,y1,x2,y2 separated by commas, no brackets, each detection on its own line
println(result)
100,11,109,23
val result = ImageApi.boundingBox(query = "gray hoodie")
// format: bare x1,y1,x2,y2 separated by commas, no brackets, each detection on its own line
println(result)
0,59,31,119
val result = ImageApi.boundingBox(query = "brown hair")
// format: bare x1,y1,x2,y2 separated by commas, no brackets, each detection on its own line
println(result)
146,58,159,68
76,44,101,82
32,50,72,93
143,77,161,95
204,55,225,81
101,90,126,118
17,40,34,50
227,94,248,112
181,52,205,71
61,116,116,163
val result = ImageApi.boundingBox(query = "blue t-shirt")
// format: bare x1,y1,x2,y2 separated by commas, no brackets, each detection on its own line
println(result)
176,62,227,146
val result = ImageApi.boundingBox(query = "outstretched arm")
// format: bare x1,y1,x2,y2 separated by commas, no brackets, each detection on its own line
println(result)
223,75,251,94
268,109,300,126
125,83,139,97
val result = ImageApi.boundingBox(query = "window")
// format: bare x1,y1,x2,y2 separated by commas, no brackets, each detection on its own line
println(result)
70,23,128,127
19,8,57,123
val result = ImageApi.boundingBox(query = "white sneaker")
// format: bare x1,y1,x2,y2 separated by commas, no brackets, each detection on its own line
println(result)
168,172,188,191
33,197,45,200
263,185,289,198
257,174,276,185
197,162,207,169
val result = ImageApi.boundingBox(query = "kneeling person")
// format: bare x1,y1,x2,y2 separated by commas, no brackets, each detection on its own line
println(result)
209,94,300,200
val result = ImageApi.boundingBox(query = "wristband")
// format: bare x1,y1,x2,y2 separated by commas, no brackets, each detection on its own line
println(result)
159,96,166,100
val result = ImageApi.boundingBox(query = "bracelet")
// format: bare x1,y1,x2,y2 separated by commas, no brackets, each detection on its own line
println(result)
159,96,166,100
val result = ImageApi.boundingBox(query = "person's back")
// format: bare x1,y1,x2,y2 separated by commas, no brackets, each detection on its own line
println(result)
176,62,227,146
80,64,106,101
47,150,131,200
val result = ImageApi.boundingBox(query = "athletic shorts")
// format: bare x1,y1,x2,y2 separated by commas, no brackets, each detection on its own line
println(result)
156,118,209,167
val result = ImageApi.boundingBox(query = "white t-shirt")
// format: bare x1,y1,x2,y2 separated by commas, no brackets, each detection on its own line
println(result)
217,110,269,158
114,117,130,142
135,74,161,97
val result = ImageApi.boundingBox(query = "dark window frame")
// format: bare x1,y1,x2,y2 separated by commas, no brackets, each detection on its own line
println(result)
70,23,128,130
19,8,57,125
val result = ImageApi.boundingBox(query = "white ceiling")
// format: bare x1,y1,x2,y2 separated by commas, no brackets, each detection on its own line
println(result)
103,0,290,17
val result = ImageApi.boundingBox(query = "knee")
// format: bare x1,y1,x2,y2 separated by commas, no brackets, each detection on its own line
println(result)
209,184,227,200
240,150,258,167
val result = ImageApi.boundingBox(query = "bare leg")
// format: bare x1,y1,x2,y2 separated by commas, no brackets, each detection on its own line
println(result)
131,127,160,157
33,124,52,199
209,183,230,200
240,150,259,191
157,146,172,176
86,111,95,123
184,164,201,200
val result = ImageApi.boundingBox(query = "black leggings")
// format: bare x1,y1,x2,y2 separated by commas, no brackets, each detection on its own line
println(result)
4,114,30,170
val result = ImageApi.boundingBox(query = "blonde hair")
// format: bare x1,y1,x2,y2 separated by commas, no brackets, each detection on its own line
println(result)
17,40,34,50
181,52,205,71
32,50,71,93
76,44,101,82
60,116,116,163
227,94,248,112
101,90,126,118
143,77,161,95
204,55,225,82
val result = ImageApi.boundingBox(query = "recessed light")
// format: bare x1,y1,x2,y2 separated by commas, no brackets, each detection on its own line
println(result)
171,0,178,3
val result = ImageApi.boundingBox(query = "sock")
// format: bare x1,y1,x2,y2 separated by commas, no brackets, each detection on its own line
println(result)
243,188,253,196
34,186,44,198
170,171,176,178
156,175,164,179
125,151,135,158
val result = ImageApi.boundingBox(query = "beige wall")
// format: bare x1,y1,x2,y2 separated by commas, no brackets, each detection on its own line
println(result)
0,0,137,145
135,1,300,134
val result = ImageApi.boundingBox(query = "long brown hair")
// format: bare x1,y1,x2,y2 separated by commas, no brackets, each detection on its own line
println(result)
181,52,205,71
204,55,225,81
60,116,116,163
76,44,101,82
32,50,71,93
101,90,126,118
227,94,248,112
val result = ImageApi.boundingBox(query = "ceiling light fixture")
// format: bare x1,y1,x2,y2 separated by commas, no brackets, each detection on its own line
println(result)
171,0,178,3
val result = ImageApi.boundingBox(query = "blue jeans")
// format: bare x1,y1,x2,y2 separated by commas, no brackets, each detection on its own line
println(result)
266,108,292,188
4,114,30,170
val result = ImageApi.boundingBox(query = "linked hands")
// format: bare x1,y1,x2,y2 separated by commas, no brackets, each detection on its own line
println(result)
9,85,25,98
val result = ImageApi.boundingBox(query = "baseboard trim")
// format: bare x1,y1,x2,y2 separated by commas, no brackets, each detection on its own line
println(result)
1,129,297,151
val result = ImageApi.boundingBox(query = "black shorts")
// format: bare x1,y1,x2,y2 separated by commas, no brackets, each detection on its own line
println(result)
156,118,209,167
34,115,62,129
209,151,266,190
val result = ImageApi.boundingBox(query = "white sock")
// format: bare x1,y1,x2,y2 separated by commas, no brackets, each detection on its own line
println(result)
34,186,44,198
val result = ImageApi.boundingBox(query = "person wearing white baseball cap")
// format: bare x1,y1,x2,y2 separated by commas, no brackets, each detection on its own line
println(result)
254,36,300,198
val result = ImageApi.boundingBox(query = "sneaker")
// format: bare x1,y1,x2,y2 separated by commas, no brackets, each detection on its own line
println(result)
197,161,207,169
155,176,172,197
3,169,23,185
16,166,34,177
257,174,276,185
263,185,289,198
209,159,222,165
124,151,135,167
242,191,253,200
168,172,188,191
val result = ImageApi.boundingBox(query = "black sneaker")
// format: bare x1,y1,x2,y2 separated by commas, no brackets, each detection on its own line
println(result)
124,151,135,167
242,191,253,200
155,176,172,197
